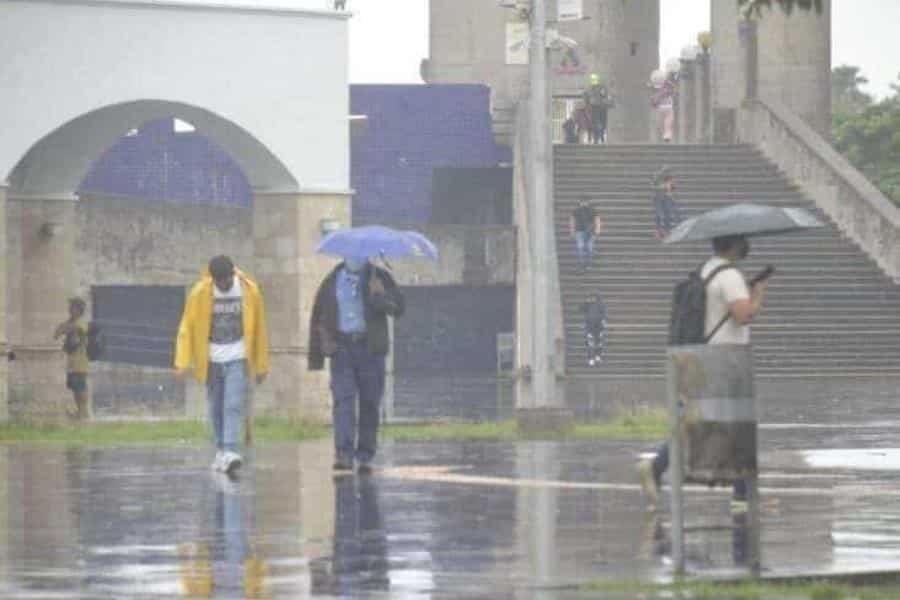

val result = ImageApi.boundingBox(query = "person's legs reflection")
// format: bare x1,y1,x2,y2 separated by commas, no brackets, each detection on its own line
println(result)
317,474,389,595
732,510,749,567
213,474,247,596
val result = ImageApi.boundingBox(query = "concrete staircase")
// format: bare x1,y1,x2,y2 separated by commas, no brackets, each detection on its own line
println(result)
555,144,900,378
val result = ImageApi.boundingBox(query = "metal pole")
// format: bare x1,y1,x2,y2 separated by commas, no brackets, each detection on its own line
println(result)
529,0,553,408
668,349,685,575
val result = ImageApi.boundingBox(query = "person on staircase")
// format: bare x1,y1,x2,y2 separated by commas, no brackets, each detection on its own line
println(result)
54,297,90,420
581,293,608,367
563,110,579,144
636,234,770,512
570,197,603,272
653,168,682,241
649,69,676,143
585,73,614,144
574,100,595,144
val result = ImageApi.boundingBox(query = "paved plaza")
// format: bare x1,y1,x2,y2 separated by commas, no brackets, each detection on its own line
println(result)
3,391,900,598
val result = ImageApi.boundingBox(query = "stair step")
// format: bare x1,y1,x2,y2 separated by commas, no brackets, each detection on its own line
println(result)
554,144,900,379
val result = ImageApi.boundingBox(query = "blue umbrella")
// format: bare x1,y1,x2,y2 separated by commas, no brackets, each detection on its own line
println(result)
316,225,439,261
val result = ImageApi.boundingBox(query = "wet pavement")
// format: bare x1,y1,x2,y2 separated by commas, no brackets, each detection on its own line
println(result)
3,408,900,598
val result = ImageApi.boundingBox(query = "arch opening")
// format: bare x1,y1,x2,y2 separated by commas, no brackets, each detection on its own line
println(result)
6,100,299,198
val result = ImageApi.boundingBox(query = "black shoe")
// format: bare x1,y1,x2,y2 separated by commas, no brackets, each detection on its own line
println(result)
333,461,353,472
357,462,373,476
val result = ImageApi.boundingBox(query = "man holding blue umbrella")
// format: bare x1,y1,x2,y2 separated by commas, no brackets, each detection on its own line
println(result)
309,231,409,474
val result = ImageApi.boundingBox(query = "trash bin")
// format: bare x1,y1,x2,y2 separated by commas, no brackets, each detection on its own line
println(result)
667,344,760,575
669,344,756,484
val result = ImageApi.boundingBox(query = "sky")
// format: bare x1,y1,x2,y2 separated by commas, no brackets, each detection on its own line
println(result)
224,0,899,99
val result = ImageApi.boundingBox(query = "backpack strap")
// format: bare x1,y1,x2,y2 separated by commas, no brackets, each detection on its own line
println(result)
702,264,737,343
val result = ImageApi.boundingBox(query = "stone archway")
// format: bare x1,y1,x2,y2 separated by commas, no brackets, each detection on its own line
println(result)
0,0,353,421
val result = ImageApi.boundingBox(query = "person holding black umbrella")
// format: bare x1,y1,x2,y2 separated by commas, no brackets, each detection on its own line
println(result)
637,233,770,511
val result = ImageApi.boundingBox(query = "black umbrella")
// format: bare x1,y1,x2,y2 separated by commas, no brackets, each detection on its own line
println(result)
664,203,823,244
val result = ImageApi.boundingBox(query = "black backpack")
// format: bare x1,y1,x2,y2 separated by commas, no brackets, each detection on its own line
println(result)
668,264,734,345
86,322,105,361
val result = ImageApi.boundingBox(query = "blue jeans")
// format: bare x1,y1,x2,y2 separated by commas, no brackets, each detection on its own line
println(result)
330,338,386,465
207,360,247,453
575,231,595,267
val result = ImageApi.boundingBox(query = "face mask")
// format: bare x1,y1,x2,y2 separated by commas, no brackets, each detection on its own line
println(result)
344,257,367,272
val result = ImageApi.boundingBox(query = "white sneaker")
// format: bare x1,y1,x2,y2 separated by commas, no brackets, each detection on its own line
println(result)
588,358,596,367
211,450,225,472
222,451,243,475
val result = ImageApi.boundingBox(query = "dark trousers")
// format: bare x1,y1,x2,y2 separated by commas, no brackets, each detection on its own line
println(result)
652,443,747,501
330,337,386,465
591,109,608,144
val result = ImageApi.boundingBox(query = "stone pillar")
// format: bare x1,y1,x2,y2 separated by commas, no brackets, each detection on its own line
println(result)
7,195,77,422
677,59,696,144
741,20,759,101
696,52,712,143
252,191,351,422
713,1,831,136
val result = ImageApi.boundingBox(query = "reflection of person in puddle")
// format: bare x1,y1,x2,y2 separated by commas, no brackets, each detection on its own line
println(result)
732,511,749,567
312,474,389,595
178,475,267,598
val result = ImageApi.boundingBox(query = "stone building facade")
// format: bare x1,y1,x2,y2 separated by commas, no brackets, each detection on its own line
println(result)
423,0,660,144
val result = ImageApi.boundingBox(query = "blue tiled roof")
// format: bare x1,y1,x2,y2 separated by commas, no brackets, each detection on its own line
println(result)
351,84,509,225
79,119,252,207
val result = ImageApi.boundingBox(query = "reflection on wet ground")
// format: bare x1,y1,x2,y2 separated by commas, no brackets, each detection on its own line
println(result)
3,413,900,598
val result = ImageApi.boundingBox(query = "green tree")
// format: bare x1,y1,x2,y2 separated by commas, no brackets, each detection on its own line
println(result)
832,65,873,115
833,74,900,205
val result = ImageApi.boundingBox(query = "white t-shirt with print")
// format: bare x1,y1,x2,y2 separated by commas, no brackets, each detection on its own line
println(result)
701,256,750,345
209,278,246,363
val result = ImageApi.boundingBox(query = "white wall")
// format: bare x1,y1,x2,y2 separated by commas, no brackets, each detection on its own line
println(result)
0,0,350,195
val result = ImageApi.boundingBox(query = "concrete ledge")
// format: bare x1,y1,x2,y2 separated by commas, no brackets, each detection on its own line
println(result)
738,98,900,282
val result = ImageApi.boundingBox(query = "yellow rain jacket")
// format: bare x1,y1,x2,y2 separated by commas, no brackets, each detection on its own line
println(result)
174,268,270,382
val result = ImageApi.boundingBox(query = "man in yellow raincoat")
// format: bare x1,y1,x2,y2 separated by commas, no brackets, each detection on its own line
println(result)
175,255,269,474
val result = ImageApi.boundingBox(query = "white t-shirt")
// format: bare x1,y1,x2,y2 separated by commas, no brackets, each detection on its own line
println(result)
701,256,750,345
209,278,246,363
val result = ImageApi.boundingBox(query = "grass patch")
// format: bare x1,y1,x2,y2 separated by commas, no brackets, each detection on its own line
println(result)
382,420,520,442
571,406,668,440
0,419,330,445
583,579,900,600
0,407,668,445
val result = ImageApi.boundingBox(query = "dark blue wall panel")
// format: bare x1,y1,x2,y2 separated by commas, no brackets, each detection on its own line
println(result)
91,285,185,368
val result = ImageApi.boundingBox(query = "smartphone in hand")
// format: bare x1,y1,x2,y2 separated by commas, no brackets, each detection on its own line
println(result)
749,264,776,285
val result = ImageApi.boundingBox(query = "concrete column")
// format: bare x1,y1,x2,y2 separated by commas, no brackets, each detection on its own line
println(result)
696,52,712,143
251,191,350,422
0,186,6,422
755,0,832,135
7,195,77,422
677,60,696,144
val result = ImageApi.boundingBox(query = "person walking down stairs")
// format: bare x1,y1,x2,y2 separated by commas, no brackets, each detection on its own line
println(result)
570,197,604,272
581,294,608,367
652,168,682,241
585,73,614,144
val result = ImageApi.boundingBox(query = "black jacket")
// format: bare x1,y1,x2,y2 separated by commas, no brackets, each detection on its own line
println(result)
308,263,405,370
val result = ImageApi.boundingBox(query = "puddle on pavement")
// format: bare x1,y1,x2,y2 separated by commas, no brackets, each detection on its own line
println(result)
802,447,900,471
0,440,899,597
